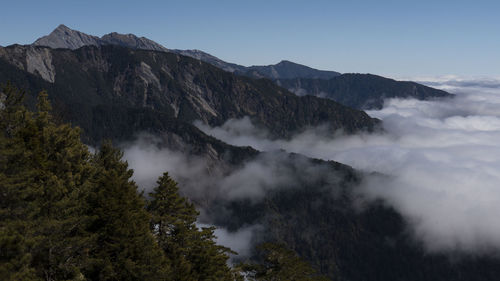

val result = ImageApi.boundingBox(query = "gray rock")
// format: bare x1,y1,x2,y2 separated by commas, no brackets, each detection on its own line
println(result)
33,24,100,50
0,45,56,83
26,47,55,83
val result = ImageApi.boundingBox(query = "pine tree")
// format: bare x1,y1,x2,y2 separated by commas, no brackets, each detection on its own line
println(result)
0,84,94,280
147,172,236,281
84,141,169,281
1,84,240,280
0,83,36,280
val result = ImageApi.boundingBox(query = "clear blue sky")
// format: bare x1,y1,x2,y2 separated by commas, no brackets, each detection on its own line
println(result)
1,0,499,77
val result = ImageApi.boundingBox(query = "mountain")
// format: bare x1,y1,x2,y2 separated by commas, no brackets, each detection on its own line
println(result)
33,24,101,49
34,24,169,52
243,60,341,80
3,35,500,281
209,158,500,281
101,32,169,52
172,49,247,73
32,25,336,79
0,44,377,142
32,25,452,109
277,74,452,109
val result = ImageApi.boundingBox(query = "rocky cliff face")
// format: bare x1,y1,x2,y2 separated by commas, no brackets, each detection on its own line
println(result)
0,45,56,83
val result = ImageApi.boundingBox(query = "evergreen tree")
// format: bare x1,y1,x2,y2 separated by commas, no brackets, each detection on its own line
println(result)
84,141,169,281
0,84,94,280
0,84,239,280
147,172,236,281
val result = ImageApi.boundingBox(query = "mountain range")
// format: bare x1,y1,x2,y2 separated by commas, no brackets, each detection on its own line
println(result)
0,44,377,143
2,25,493,281
30,24,451,110
32,24,340,80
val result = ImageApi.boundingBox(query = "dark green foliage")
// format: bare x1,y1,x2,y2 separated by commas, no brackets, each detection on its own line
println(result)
148,173,236,281
0,86,242,280
83,142,169,280
0,83,93,280
242,243,330,281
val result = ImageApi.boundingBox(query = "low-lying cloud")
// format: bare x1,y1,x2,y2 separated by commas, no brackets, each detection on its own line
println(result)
195,78,500,254
121,134,342,257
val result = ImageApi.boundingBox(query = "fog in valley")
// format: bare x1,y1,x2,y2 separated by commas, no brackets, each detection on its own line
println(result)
123,77,500,256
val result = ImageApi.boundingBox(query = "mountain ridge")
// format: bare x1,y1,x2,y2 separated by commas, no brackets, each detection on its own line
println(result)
0,44,378,141
34,24,169,52
30,24,452,108
277,73,452,109
33,24,332,79
242,59,341,79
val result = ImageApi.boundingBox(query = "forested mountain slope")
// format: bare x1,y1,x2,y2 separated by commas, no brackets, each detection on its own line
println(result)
0,44,378,143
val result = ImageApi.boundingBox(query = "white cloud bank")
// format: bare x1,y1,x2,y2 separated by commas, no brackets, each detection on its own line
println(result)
195,78,500,253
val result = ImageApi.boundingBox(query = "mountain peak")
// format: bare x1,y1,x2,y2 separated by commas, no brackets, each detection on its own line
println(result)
54,24,71,32
33,24,168,52
100,32,168,52
34,24,100,50
247,60,341,80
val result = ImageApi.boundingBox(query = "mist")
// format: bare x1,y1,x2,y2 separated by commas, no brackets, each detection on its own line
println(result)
119,77,500,254
195,78,500,254
121,134,343,258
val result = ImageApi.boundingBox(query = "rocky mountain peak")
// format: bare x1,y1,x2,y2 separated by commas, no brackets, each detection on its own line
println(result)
33,24,168,52
31,25,341,80
34,24,100,49
277,60,295,65
54,24,71,32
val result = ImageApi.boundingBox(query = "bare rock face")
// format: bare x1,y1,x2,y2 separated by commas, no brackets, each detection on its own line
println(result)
0,45,55,83
34,24,100,50
26,47,55,83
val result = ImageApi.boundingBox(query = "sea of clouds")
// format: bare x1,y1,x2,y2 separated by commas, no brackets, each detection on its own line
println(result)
122,76,500,255
194,77,500,254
